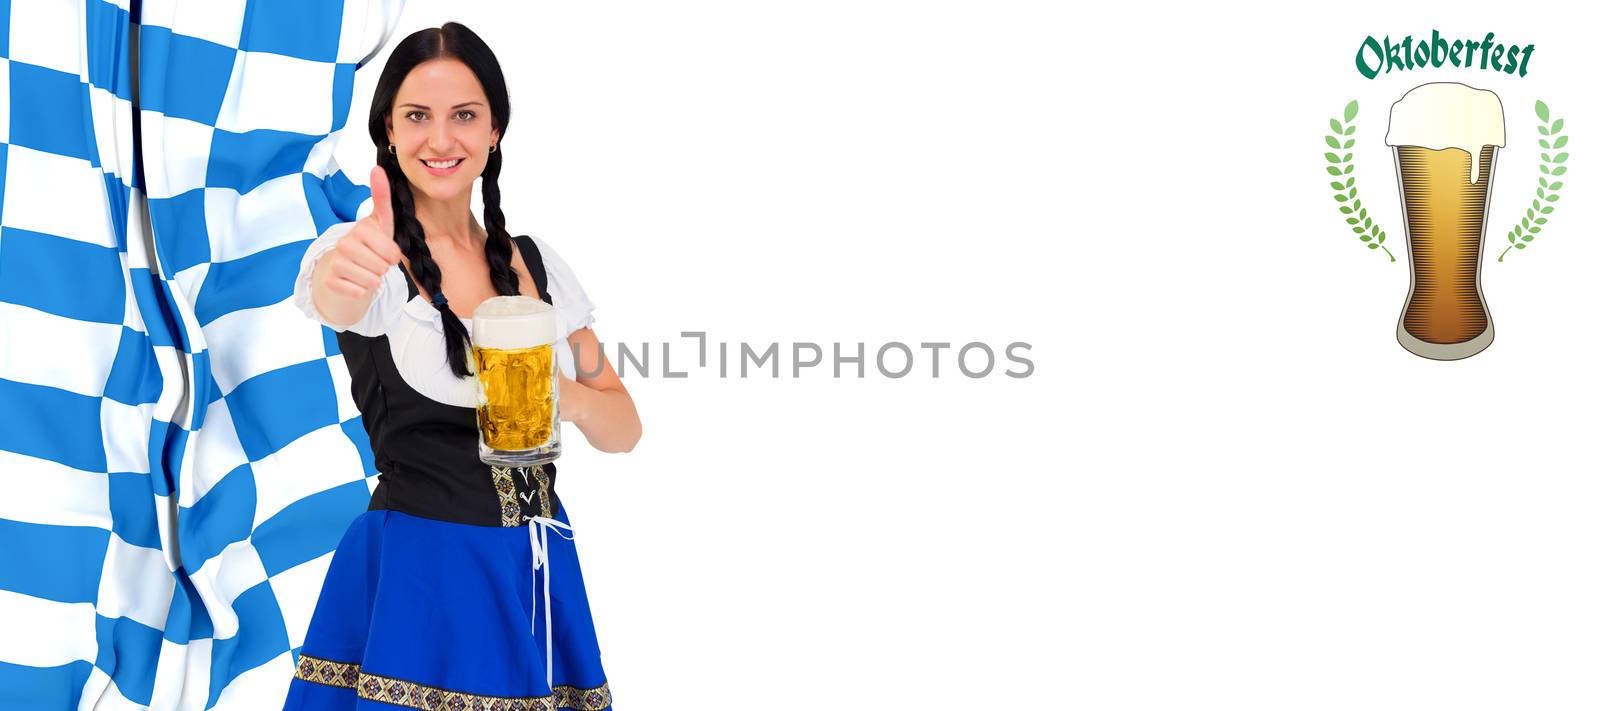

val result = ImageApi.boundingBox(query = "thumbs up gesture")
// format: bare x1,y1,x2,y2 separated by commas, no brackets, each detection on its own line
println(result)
325,167,404,299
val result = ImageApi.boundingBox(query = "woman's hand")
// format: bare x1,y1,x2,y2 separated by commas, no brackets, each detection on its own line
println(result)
557,327,641,453
557,374,585,422
311,167,404,326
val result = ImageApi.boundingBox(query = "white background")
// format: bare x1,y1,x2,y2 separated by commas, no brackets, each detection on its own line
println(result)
339,2,1596,709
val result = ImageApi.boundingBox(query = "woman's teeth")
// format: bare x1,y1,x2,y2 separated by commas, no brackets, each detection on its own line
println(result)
424,159,461,169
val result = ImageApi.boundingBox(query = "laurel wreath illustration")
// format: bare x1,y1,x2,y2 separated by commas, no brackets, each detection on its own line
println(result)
1321,98,1569,264
1500,100,1568,261
1324,101,1394,262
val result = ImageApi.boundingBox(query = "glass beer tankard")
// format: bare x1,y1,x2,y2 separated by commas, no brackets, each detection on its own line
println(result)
471,296,562,466
1385,82,1504,360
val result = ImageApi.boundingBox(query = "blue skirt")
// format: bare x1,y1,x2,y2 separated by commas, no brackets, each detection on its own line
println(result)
282,505,613,710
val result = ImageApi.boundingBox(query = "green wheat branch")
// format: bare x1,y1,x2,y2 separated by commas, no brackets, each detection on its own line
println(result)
1500,100,1568,262
1325,100,1394,262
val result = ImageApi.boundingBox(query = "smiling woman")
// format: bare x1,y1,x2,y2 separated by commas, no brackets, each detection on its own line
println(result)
390,62,498,219
284,22,636,711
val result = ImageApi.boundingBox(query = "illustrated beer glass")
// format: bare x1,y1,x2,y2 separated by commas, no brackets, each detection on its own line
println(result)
472,296,562,466
1385,82,1504,360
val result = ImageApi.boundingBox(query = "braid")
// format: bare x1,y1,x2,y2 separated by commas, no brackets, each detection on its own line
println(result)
379,149,475,378
481,149,520,297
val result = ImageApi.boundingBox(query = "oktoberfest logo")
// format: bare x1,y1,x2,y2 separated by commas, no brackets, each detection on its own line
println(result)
1323,31,1569,361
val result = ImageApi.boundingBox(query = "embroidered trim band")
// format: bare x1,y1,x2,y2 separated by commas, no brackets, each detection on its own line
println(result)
492,465,556,526
295,653,613,711
520,465,554,518
491,465,521,527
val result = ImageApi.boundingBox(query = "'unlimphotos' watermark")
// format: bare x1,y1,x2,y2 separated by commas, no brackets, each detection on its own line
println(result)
573,332,1034,379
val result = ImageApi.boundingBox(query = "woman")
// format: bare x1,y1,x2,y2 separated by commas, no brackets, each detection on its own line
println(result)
284,23,639,711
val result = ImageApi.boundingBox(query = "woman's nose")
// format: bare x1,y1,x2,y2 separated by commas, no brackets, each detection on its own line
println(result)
428,123,453,152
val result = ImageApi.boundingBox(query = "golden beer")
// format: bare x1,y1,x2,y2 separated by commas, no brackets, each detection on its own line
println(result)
472,296,561,466
474,343,555,450
1386,83,1504,360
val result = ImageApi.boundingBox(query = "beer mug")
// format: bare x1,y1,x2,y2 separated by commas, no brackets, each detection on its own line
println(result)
471,296,562,466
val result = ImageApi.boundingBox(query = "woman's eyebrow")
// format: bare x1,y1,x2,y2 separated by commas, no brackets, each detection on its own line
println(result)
397,102,485,110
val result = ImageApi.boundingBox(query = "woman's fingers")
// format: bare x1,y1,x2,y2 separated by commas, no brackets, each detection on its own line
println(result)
334,245,390,284
352,208,403,267
330,256,384,291
369,166,393,234
321,169,402,307
368,228,403,265
339,223,399,275
327,276,369,299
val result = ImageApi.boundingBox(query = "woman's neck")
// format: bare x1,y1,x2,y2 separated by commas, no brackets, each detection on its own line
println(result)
410,188,481,250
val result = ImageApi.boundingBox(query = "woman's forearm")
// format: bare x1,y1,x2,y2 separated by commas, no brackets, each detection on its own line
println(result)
564,378,641,453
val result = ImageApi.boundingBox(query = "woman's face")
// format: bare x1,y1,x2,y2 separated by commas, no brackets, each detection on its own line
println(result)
386,58,499,204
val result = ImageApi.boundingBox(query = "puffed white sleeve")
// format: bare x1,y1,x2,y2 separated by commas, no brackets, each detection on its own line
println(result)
292,221,408,337
532,234,597,336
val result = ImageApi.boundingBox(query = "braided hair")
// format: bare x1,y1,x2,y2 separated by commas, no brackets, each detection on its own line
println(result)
368,23,517,378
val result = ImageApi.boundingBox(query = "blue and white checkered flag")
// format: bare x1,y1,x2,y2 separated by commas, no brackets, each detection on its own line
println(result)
0,0,402,707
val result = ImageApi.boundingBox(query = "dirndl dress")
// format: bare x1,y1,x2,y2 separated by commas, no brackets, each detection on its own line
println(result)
283,232,613,710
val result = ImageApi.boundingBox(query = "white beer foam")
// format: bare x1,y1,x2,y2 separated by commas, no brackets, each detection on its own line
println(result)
471,295,558,349
1385,82,1505,185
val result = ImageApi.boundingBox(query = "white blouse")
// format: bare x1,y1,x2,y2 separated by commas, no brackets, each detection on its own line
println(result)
292,221,597,408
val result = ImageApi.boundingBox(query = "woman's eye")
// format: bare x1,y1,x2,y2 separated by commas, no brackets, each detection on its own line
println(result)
455,110,476,121
406,110,427,122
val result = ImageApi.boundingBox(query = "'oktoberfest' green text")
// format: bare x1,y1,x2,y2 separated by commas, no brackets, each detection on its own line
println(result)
1356,31,1533,79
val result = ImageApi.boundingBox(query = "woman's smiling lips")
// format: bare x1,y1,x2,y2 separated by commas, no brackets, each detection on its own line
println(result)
420,157,464,176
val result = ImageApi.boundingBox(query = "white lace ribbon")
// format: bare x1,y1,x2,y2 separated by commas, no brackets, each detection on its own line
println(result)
528,515,575,695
